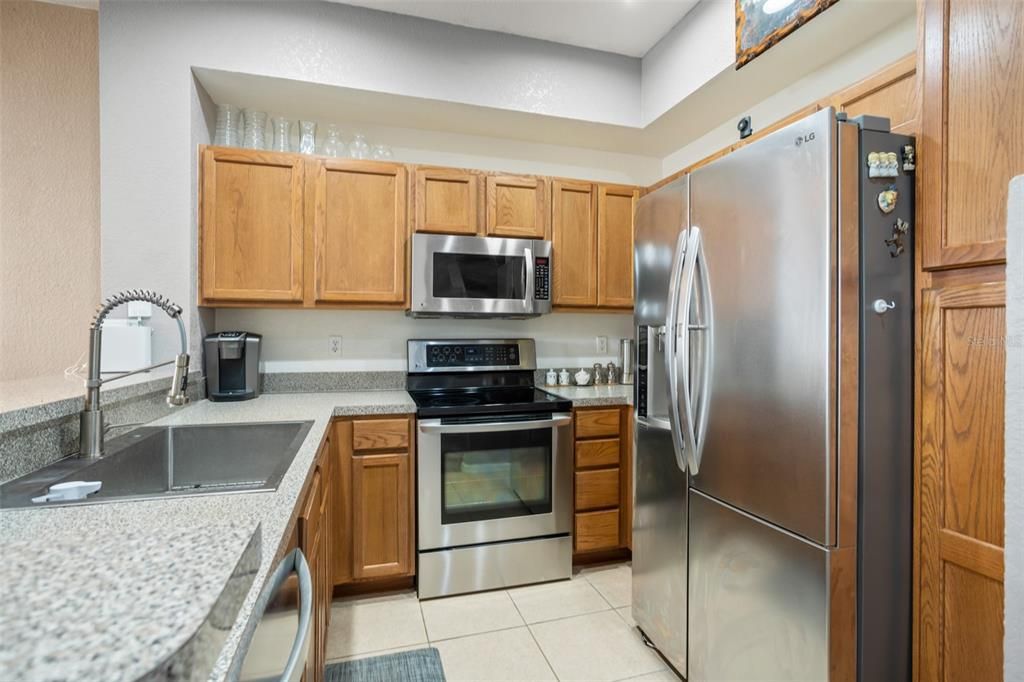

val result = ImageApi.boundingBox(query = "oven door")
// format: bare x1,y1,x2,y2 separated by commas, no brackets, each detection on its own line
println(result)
410,233,551,317
417,413,573,550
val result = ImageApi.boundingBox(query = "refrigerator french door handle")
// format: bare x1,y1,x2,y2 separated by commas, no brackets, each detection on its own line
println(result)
690,230,713,475
636,415,672,431
664,231,689,473
674,228,701,473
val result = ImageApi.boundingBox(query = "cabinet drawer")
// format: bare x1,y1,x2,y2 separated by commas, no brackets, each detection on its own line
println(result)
575,468,620,511
575,509,620,552
575,439,620,468
575,409,621,439
352,418,409,451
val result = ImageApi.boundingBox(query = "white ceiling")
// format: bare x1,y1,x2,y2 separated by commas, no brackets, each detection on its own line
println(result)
333,0,702,57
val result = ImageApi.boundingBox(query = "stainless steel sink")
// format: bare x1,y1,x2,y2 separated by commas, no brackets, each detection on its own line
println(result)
0,421,314,509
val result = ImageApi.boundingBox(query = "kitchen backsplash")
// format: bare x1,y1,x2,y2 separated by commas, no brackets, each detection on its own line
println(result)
215,309,633,373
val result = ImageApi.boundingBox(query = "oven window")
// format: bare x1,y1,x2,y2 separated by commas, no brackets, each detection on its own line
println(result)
441,427,552,525
432,253,526,300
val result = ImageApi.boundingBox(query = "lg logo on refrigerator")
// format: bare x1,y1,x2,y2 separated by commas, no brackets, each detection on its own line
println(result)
795,132,816,146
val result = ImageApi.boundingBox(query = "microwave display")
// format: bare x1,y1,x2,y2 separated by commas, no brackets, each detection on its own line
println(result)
432,253,525,300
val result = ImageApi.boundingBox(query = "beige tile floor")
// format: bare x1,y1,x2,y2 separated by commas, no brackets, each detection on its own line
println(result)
325,562,682,682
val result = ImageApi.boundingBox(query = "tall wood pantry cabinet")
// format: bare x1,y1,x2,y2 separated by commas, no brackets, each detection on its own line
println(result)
914,1,1021,680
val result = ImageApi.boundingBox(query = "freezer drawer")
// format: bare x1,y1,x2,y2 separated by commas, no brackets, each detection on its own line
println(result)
632,422,687,675
688,491,830,681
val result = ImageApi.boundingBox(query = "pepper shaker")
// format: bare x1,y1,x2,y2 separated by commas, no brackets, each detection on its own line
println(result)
592,363,605,385
606,361,618,384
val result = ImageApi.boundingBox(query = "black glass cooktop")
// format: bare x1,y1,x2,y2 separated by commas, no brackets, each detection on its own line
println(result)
409,386,570,417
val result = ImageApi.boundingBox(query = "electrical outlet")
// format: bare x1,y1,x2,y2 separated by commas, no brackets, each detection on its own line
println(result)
596,336,608,354
328,336,343,356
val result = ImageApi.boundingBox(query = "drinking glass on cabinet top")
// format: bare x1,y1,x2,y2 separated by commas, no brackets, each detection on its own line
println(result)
298,120,317,154
271,117,292,152
320,124,344,157
242,110,268,150
371,143,393,161
214,104,242,147
349,133,370,160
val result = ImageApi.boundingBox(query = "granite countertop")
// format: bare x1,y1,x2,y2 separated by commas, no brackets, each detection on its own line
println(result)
0,390,415,682
545,384,634,407
0,384,628,680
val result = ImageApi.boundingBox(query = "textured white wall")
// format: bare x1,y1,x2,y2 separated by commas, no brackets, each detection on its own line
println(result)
660,14,917,177
99,0,651,363
1006,176,1023,680
0,1,99,381
215,309,633,372
641,0,734,125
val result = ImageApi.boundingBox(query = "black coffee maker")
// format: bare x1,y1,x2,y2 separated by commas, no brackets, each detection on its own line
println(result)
203,332,261,401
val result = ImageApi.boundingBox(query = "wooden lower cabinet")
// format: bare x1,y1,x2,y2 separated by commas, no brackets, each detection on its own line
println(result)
917,278,1005,681
298,432,333,682
331,415,416,586
351,452,412,579
572,406,632,557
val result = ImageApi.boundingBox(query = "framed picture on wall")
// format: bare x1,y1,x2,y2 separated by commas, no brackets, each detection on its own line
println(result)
736,0,840,69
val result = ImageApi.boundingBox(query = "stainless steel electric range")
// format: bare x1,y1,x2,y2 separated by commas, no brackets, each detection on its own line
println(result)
407,338,573,599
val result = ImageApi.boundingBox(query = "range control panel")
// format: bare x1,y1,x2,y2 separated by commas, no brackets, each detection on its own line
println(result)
426,343,520,368
534,257,550,301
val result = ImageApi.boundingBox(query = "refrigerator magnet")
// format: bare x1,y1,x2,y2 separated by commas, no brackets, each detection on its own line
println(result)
877,187,898,214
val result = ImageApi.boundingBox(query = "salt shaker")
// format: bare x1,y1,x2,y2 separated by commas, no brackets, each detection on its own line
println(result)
592,363,605,385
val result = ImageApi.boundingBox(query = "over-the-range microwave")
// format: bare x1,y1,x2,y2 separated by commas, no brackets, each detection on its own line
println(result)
409,233,552,318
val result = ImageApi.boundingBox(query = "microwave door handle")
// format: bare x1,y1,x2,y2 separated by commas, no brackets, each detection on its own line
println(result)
419,414,572,434
524,247,535,313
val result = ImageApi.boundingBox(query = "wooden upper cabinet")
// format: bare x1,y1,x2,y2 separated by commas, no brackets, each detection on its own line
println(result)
918,279,1006,682
485,175,548,239
920,0,1023,270
552,180,597,307
597,184,637,308
199,147,304,303
833,53,919,135
414,167,480,235
310,160,407,305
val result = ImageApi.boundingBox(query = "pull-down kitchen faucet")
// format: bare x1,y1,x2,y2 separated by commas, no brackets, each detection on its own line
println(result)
79,289,190,458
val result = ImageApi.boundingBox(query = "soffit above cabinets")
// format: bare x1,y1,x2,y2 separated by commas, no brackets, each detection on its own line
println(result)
332,0,701,58
193,0,914,157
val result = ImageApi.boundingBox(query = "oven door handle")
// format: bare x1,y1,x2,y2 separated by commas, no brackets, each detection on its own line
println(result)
418,413,572,434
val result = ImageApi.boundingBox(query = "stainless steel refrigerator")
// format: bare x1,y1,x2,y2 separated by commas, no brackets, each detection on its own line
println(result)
632,108,914,681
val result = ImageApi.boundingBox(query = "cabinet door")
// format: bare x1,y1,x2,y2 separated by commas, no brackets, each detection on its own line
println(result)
298,470,323,682
414,167,479,235
200,147,304,303
834,54,919,135
552,180,597,307
311,160,407,305
920,0,1023,269
918,280,1005,681
351,452,412,579
331,421,352,586
486,175,547,239
597,184,637,309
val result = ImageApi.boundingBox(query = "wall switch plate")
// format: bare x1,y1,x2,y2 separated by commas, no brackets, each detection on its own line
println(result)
596,336,608,354
328,336,342,356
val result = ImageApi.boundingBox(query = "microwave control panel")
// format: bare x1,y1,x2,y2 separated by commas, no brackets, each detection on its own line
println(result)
427,343,520,368
534,257,550,301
